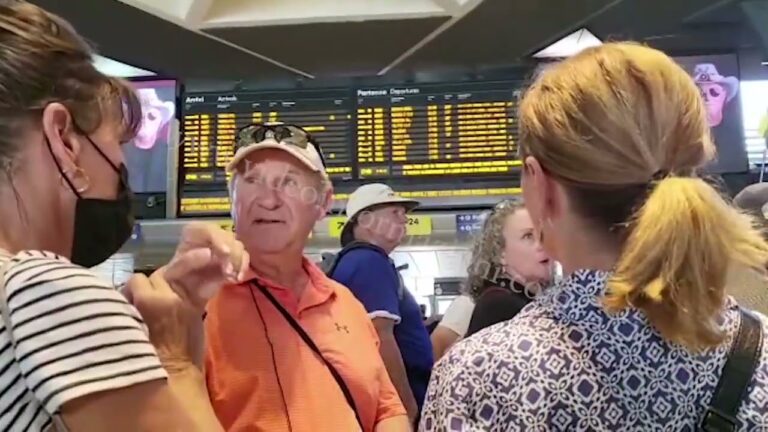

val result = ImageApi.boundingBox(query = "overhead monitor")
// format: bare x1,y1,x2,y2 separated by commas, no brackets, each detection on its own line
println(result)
674,54,747,173
124,79,178,194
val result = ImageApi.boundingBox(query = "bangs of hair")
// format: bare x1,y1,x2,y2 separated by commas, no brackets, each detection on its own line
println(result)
111,77,142,142
96,77,142,142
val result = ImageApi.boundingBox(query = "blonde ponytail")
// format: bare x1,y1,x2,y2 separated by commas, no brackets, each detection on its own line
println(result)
606,177,768,350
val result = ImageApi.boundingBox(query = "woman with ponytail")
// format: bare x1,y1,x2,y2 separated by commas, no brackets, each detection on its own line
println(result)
421,43,768,431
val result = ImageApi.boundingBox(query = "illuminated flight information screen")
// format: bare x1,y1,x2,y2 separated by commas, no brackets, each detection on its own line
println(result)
355,82,521,179
180,89,353,215
177,81,523,217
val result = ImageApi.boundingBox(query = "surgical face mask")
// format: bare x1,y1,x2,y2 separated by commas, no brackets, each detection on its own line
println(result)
47,134,134,268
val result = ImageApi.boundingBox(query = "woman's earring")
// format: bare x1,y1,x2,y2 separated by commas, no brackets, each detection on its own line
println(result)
62,167,90,194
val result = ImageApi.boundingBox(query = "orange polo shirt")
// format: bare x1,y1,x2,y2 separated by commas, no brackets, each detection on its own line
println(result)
205,258,406,432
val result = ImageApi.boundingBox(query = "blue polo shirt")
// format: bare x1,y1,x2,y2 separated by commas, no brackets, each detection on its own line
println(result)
330,245,433,410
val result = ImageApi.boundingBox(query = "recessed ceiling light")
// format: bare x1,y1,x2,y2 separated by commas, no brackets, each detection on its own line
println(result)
533,28,603,59
92,55,156,78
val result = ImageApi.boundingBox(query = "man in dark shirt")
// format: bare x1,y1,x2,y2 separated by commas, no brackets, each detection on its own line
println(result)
328,183,434,425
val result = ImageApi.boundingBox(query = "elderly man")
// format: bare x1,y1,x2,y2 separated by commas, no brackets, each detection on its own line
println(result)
204,123,409,432
327,184,434,424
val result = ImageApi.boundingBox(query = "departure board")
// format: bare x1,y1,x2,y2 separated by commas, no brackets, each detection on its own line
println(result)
177,81,524,217
180,89,353,215
355,82,521,179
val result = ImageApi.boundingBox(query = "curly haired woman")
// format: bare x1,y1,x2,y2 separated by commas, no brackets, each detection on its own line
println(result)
430,201,552,360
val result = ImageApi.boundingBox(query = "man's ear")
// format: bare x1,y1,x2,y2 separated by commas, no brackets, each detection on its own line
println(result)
316,183,333,220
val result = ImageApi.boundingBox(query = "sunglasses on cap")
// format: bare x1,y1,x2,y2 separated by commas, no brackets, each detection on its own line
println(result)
236,122,326,167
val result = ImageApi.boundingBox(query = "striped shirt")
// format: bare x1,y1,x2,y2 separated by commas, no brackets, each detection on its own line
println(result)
0,250,167,431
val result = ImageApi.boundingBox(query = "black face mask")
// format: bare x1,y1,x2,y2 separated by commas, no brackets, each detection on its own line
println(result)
47,134,134,268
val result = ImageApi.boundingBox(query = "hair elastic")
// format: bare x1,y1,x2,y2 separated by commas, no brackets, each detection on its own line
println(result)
651,169,670,181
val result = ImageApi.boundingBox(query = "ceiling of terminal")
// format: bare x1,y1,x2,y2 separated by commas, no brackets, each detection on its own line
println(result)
30,0,768,80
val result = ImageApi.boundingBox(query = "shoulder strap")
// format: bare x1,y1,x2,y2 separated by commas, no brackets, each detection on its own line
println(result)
255,283,364,430
324,241,374,277
395,270,405,301
700,308,764,432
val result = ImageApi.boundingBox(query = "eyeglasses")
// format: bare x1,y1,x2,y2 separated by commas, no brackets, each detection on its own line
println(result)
236,122,326,167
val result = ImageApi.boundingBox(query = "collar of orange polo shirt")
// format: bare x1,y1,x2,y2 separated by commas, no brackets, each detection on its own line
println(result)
240,257,336,314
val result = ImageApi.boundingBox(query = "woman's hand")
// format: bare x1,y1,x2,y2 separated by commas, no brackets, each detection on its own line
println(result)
124,272,204,371
120,274,226,432
163,222,249,311
125,223,248,370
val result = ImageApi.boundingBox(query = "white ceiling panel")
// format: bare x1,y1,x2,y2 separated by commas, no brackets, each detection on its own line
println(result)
201,0,451,29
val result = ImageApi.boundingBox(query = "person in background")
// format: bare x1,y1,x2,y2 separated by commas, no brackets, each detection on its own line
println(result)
464,200,552,337
730,183,768,314
734,182,768,221
329,183,434,425
205,124,408,432
432,201,554,361
0,2,246,430
421,43,768,430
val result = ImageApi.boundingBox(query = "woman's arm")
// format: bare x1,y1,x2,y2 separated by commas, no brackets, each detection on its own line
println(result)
2,252,219,432
61,223,246,431
430,326,460,361
432,295,474,360
374,415,412,432
60,375,216,432
58,272,224,431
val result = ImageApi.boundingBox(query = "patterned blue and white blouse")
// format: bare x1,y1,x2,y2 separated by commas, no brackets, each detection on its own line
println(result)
420,270,768,431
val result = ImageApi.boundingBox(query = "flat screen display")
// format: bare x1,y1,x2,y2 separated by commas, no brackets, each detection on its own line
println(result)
674,54,747,173
177,81,524,217
123,80,177,193
180,88,352,215
355,82,520,179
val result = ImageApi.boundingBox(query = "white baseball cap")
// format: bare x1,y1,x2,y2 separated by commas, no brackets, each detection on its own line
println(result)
226,122,326,177
340,184,419,245
345,183,419,220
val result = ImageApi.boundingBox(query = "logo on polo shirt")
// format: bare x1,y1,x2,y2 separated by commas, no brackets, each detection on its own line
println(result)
334,322,349,334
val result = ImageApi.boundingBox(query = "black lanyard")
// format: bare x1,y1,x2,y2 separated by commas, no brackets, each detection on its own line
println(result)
253,282,364,431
